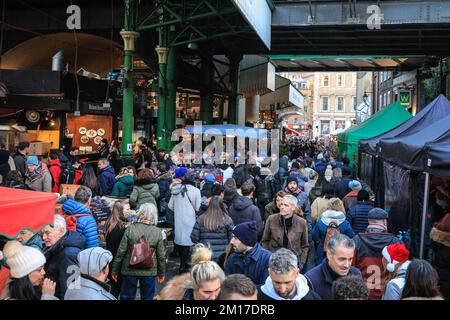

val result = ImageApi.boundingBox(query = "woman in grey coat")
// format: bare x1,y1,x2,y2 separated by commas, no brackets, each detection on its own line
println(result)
169,173,201,273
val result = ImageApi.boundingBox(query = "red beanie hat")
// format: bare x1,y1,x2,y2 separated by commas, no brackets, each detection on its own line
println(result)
382,243,409,272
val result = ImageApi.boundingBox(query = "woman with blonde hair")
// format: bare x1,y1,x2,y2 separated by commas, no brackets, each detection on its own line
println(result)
159,244,225,300
111,203,166,300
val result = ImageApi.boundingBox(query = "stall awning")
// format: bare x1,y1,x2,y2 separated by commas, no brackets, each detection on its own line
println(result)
284,126,302,136
260,75,304,108
338,101,412,166
359,94,450,155
0,187,57,239
185,124,269,139
424,130,450,180
379,115,450,174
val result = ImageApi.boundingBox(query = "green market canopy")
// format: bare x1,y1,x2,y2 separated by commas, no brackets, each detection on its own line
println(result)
338,101,412,167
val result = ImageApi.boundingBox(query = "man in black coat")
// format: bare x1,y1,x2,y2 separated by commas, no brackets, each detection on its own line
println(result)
42,214,87,299
305,234,362,300
228,181,264,238
258,248,321,300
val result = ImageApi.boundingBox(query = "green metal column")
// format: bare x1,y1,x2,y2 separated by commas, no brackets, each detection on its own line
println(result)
121,0,139,155
200,50,214,124
227,52,243,124
165,42,177,151
156,26,168,150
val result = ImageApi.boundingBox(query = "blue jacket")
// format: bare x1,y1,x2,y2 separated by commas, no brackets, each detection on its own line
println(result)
305,258,362,300
98,165,116,195
62,199,99,248
347,202,374,234
312,213,355,265
225,243,272,287
44,231,87,299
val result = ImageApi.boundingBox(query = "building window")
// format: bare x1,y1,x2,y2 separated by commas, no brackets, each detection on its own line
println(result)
335,120,346,130
321,121,330,135
352,96,357,110
300,82,307,89
322,75,329,87
337,74,344,87
321,96,329,111
336,96,344,111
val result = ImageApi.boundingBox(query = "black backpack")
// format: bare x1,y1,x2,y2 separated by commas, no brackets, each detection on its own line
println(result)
48,164,70,188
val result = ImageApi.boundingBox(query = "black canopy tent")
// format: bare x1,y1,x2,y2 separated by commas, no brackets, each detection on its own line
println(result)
359,94,450,156
378,114,450,258
424,130,450,181
358,95,450,208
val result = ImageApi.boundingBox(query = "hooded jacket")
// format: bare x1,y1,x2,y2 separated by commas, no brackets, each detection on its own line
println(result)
129,178,160,209
111,175,135,197
62,199,99,248
44,231,87,299
228,196,264,238
312,210,355,265
382,261,411,300
64,274,116,300
259,274,321,300
98,165,116,196
169,182,201,246
352,226,400,300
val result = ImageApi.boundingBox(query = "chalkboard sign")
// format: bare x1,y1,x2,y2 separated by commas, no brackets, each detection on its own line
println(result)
91,205,110,222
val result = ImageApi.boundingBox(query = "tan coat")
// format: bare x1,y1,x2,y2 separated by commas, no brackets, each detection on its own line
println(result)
261,214,309,265
158,273,190,300
311,197,329,225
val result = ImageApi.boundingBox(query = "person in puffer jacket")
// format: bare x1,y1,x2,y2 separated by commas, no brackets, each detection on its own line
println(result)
191,196,234,261
62,186,99,248
312,198,355,265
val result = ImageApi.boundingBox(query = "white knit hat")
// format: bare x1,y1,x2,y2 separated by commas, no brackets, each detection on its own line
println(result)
3,240,46,278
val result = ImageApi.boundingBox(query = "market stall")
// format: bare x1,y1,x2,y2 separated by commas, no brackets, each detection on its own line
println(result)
338,101,412,168
0,187,57,239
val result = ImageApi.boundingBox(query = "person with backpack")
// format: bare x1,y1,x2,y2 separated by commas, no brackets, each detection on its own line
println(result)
352,208,401,300
312,198,355,266
311,182,336,226
48,151,62,193
111,203,166,300
129,168,160,210
254,158,281,221
169,171,201,274
61,186,99,248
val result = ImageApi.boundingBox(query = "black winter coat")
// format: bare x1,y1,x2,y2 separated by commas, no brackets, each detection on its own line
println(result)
229,196,264,238
191,216,234,261
44,231,86,299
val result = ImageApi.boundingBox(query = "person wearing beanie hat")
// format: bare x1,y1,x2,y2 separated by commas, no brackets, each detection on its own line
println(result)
284,175,312,238
342,180,363,212
1,241,58,300
24,155,52,192
175,167,188,179
201,173,216,198
225,221,272,287
64,247,116,300
382,243,411,300
352,206,400,300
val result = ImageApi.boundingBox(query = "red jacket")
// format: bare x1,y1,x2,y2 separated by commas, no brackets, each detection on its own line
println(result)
48,158,62,193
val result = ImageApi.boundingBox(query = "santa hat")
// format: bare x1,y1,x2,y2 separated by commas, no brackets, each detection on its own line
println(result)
382,243,409,272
